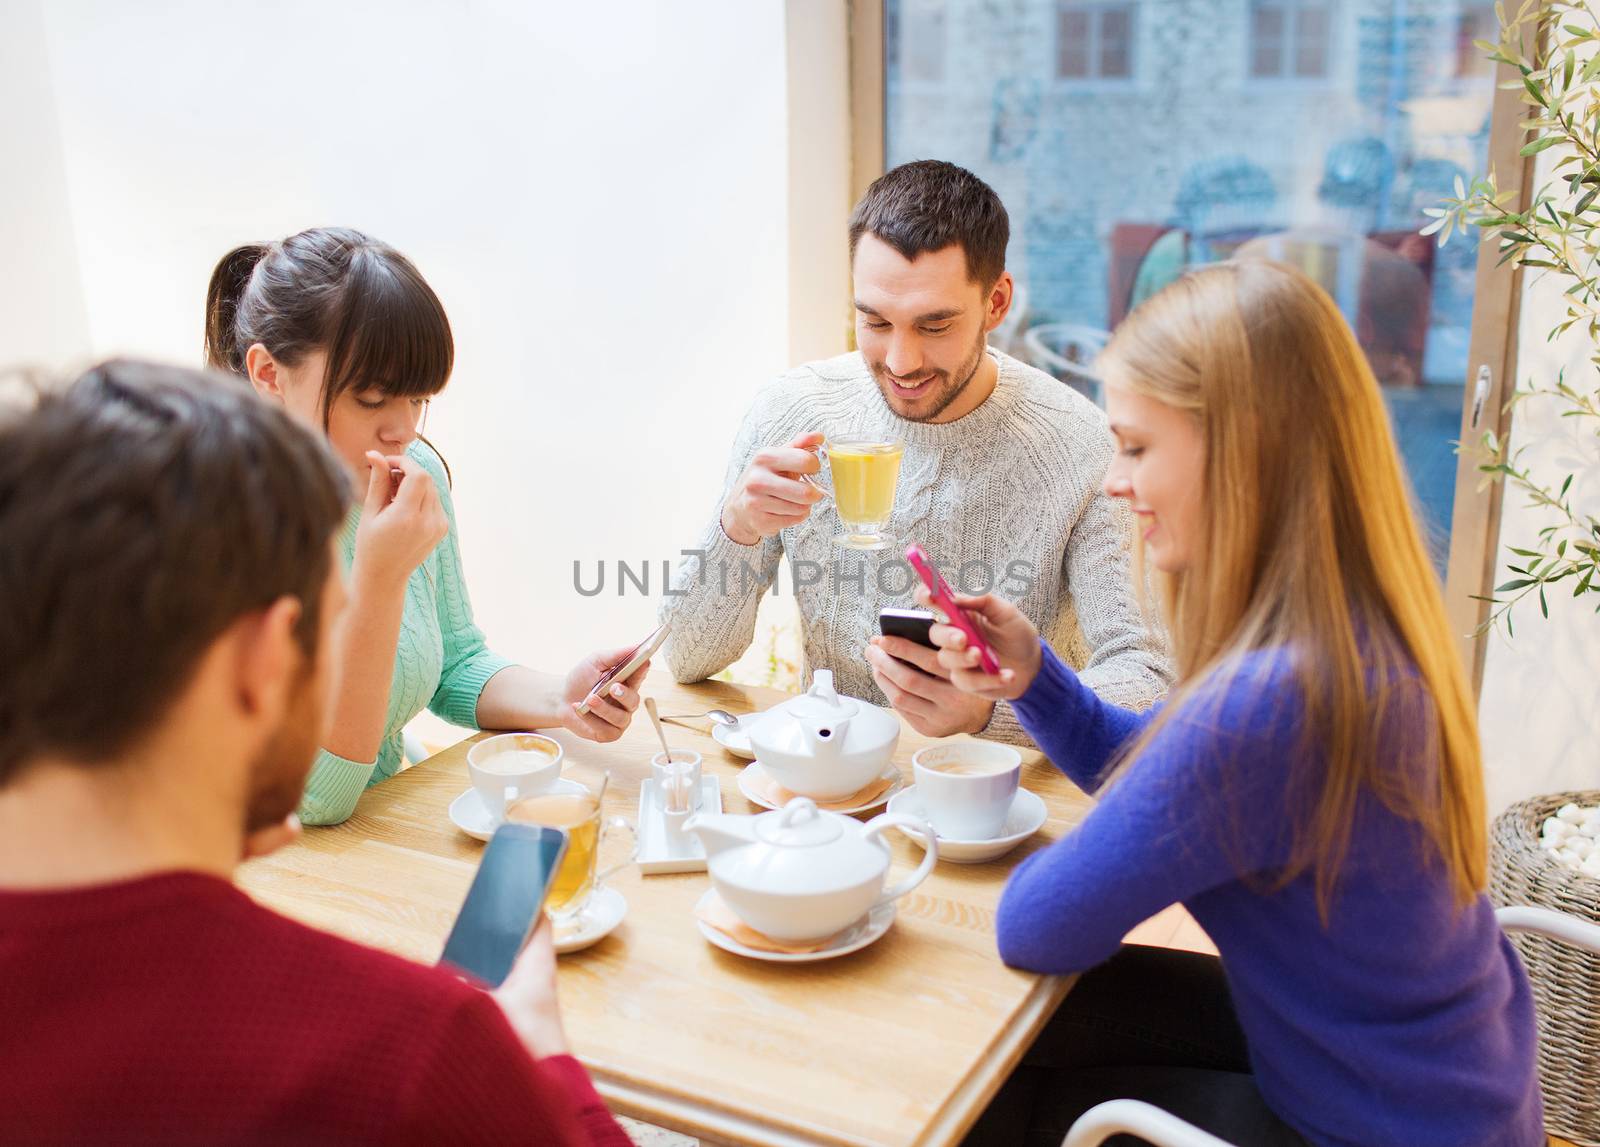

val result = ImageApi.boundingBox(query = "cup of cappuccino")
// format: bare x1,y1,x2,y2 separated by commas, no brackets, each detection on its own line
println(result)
912,741,1022,841
467,732,564,822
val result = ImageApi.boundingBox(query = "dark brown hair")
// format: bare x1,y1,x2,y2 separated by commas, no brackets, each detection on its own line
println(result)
0,360,349,783
204,226,453,428
847,160,1010,287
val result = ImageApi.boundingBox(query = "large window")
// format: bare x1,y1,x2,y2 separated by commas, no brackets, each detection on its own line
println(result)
883,0,1501,566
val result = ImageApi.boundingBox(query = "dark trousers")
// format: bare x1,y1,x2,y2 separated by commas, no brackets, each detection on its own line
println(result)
963,945,1310,1147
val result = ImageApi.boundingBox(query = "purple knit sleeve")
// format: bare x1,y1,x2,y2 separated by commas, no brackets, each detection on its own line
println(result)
1011,638,1152,793
997,649,1301,974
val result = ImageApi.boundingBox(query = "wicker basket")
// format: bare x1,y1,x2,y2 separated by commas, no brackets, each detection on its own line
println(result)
1490,789,1600,1146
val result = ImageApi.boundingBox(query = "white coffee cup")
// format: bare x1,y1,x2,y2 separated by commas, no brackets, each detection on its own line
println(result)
912,741,1022,841
467,732,564,822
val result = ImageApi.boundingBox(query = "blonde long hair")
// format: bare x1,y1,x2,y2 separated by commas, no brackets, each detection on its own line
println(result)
1101,259,1485,912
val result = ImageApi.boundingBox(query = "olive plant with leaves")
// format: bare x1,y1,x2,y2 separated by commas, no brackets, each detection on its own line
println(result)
1430,0,1600,635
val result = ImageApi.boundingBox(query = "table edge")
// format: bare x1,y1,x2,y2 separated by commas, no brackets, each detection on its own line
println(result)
913,972,1076,1147
588,972,1075,1147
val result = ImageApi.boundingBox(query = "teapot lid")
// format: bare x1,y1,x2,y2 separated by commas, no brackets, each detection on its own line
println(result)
773,668,855,722
755,798,842,848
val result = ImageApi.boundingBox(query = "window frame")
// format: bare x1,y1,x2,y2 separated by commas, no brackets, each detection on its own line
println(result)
851,1,1538,697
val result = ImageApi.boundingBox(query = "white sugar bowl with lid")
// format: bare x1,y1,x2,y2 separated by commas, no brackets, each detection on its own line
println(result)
746,669,900,800
685,797,937,942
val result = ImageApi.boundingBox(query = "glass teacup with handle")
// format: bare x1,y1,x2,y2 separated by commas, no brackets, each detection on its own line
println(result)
800,437,904,551
507,769,636,937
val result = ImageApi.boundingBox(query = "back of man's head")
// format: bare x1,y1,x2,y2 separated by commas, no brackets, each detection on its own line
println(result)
848,159,1010,287
0,359,349,784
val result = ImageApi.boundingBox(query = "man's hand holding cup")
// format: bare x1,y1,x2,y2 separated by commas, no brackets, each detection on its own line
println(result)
719,431,826,545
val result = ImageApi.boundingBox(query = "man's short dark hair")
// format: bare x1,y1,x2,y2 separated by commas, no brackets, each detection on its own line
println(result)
0,360,350,783
847,160,1010,287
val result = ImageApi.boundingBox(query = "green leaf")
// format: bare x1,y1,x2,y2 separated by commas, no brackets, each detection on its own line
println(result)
1525,76,1548,105
1562,474,1574,499
1521,135,1565,155
1541,584,1549,617
1496,578,1537,591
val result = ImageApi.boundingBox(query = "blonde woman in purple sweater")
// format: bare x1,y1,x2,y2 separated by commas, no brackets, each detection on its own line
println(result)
930,261,1541,1147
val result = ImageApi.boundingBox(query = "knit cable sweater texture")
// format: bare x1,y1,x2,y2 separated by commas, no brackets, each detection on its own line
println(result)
299,441,513,825
658,348,1172,744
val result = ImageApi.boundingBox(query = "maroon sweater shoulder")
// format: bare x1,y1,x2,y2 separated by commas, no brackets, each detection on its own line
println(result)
0,870,629,1146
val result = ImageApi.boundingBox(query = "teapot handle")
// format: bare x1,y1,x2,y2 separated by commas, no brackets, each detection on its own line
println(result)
863,813,938,907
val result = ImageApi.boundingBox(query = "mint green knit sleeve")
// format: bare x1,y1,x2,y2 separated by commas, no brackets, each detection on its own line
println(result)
298,748,377,826
414,444,514,729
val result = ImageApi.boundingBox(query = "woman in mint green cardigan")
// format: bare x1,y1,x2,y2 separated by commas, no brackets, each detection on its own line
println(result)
204,228,648,825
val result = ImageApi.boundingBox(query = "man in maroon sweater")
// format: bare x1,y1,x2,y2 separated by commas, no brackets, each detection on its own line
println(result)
0,361,634,1146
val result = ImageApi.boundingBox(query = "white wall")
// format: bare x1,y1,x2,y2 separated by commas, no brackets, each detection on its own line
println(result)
0,0,90,366
20,0,853,690
1477,144,1600,813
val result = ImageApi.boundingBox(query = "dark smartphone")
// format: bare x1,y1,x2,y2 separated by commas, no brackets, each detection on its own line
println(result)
879,607,937,650
438,823,568,988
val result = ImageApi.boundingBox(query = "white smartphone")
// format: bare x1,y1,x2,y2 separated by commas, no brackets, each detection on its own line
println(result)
576,621,670,715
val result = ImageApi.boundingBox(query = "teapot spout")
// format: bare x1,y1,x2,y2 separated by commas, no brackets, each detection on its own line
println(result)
683,811,758,859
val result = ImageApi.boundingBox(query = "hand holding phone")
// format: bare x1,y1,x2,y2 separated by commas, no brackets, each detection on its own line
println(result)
577,622,670,716
904,544,1001,676
439,823,568,988
490,916,571,1060
878,607,937,653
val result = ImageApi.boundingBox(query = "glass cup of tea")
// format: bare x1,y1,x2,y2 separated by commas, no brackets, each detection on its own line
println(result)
802,437,904,551
507,771,637,935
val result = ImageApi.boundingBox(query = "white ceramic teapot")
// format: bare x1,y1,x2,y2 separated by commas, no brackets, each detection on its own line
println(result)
684,797,937,943
746,669,900,800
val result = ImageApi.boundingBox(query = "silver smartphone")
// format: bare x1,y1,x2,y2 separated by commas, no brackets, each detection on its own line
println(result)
576,621,670,715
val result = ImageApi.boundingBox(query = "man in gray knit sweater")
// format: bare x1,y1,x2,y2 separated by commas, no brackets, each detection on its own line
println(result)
659,161,1171,745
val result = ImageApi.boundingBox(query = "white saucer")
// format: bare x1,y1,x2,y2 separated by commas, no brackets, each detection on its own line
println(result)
554,886,627,954
736,759,904,816
693,888,894,963
887,786,1048,864
711,718,757,760
449,777,587,842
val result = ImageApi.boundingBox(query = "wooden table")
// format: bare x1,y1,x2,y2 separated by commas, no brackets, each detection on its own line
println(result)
238,673,1098,1146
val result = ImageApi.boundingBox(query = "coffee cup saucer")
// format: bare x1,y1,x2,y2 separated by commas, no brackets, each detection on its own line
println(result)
553,886,627,955
693,889,894,963
887,786,1048,864
711,715,761,760
449,777,586,842
736,759,903,816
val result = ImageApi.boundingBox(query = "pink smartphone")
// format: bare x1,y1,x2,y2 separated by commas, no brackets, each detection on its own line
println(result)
904,544,1001,675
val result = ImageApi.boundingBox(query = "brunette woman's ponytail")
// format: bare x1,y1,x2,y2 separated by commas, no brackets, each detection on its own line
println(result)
203,243,268,374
